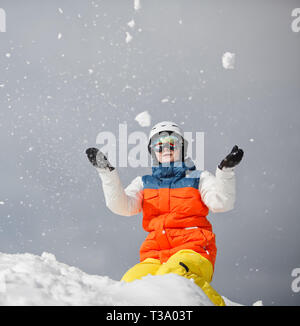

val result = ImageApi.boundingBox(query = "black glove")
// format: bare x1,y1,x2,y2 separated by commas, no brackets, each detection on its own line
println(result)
85,148,115,171
218,145,244,170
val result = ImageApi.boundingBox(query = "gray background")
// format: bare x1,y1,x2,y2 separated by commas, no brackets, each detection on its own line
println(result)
0,0,299,305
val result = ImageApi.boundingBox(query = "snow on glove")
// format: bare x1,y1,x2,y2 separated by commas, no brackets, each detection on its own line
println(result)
218,145,244,170
85,147,115,171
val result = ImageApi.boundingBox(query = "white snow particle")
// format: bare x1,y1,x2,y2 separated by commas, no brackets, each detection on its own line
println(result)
127,20,135,28
57,33,62,40
249,138,254,142
134,0,141,11
125,32,133,43
58,8,63,14
222,52,236,69
88,69,94,75
0,201,4,205
5,53,11,58
135,111,151,127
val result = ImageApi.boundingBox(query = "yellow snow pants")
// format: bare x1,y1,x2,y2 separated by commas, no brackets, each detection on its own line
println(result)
120,249,225,306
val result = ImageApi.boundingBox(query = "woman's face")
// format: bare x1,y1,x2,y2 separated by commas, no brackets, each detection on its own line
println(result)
155,146,181,163
151,133,182,164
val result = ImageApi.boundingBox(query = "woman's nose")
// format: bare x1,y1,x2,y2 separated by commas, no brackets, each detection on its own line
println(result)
162,146,171,153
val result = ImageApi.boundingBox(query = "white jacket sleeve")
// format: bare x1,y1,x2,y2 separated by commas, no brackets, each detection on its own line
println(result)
199,166,236,213
97,168,143,216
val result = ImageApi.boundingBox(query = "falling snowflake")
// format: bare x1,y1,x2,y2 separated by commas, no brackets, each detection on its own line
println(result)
125,32,133,43
135,111,151,127
128,20,135,28
134,0,141,11
222,52,236,69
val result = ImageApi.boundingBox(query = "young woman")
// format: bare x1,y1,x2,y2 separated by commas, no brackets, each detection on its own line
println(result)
86,121,244,306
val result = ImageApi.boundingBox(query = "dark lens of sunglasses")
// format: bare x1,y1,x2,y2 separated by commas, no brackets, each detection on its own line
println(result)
153,143,177,152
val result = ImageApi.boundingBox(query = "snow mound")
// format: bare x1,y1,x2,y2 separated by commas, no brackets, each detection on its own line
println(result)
0,252,240,306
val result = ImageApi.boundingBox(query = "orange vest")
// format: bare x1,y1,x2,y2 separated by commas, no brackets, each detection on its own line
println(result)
140,160,217,268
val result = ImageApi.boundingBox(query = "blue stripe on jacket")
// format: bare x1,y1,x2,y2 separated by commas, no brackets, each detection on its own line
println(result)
142,159,202,189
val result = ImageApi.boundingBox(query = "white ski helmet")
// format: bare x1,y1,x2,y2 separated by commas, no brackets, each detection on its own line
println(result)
147,121,188,160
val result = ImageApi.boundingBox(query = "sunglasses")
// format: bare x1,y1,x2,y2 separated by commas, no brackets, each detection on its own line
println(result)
150,135,182,153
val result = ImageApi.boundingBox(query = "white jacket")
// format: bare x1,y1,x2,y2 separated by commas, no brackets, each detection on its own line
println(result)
97,166,236,216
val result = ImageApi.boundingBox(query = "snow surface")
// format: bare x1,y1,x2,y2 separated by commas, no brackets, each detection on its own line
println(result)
0,252,242,306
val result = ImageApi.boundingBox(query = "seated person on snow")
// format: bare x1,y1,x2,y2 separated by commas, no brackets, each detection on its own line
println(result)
86,121,244,306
